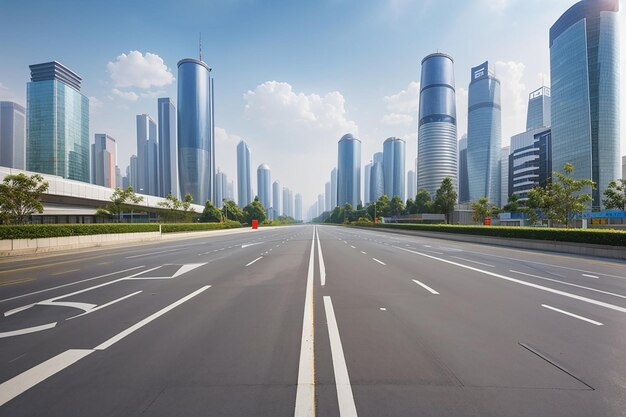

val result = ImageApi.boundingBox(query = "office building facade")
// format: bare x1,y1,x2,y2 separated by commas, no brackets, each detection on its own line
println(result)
383,137,406,200
91,134,117,188
0,101,26,169
257,163,271,210
407,170,416,200
158,97,178,198
337,133,361,207
136,114,158,196
237,140,253,208
272,180,281,219
324,181,331,212
215,170,228,207
500,146,510,207
526,86,551,130
509,128,552,201
364,163,372,204
369,161,384,203
458,136,469,203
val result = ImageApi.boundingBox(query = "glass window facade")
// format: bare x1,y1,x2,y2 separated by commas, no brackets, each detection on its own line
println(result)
257,164,271,210
237,140,253,208
0,101,26,169
509,129,552,201
337,134,361,208
383,137,406,201
158,98,178,198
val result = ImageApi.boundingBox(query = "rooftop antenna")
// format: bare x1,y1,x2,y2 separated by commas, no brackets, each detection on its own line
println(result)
199,32,202,62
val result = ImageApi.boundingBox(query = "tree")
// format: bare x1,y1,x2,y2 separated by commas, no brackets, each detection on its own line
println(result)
405,198,416,215
366,195,390,220
96,186,143,222
388,195,405,217
0,173,49,224
157,194,183,222
243,197,266,224
503,193,521,213
342,203,355,223
434,177,457,224
415,189,433,214
181,193,195,222
471,197,491,224
603,179,626,211
222,200,244,223
199,200,222,222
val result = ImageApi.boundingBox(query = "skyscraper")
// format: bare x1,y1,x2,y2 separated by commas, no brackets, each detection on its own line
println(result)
500,146,510,207
91,134,117,188
383,137,406,200
509,128,552,201
295,193,303,222
27,61,89,182
115,166,122,190
330,168,337,209
373,152,383,164
467,60,502,204
324,181,331,212
237,140,253,208
227,180,235,201
215,170,228,207
177,57,214,205
364,162,372,204
337,133,361,208
526,86,551,130
0,101,26,169
129,155,138,190
417,53,458,197
273,180,281,219
458,135,469,203
158,97,178,198
257,163,271,210
550,0,620,208
136,114,158,196
370,161,384,203
407,170,416,200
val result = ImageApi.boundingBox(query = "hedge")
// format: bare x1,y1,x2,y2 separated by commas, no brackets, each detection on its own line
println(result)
0,224,159,240
351,223,626,247
160,221,242,233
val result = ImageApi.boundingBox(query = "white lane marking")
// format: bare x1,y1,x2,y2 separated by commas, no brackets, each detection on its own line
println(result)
424,245,432,248
0,322,57,339
582,274,599,279
125,248,181,259
379,307,387,311
392,246,626,315
412,279,440,295
323,296,358,417
372,258,386,266
294,226,316,416
350,246,356,249
451,256,495,268
541,304,603,326
94,285,211,350
360,251,367,255
242,242,263,248
509,270,626,300
343,241,348,244
246,257,263,267
425,250,444,255
0,349,95,406
0,266,145,304
67,291,142,320
316,227,326,287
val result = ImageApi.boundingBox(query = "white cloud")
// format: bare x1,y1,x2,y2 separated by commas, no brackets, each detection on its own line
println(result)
0,82,6,90
495,61,527,144
484,0,517,13
89,97,104,117
381,113,414,127
214,127,241,188
456,87,469,137
107,51,174,89
383,81,420,114
112,88,139,101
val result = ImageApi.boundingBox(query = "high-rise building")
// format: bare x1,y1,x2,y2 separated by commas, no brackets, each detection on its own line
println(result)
500,146,510,207
383,137,406,200
91,133,117,188
0,101,26,169
136,114,158,196
526,86,551,130
295,193,303,221
407,170,416,200
227,180,235,201
467,60,502,204
330,167,337,209
282,187,289,217
550,0,620,208
158,97,178,198
27,61,89,182
458,136,469,203
337,133,361,207
272,180,281,219
364,162,372,204
324,181,331,212
418,53,458,198
509,128,552,201
177,57,214,205
215,170,228,207
129,155,138,190
237,140,253,208
257,163,271,210
373,152,383,164
115,166,122,190
370,161,384,202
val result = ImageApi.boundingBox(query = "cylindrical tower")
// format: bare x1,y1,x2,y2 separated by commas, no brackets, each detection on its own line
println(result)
337,133,362,208
257,163,271,210
383,137,406,200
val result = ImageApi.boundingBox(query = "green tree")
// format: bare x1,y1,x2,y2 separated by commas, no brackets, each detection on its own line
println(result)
222,200,244,222
388,195,405,217
181,192,195,222
503,193,521,213
414,189,433,214
471,197,491,224
96,186,143,222
366,195,390,220
200,200,222,222
243,197,266,224
157,194,183,222
603,179,626,211
0,173,49,224
342,203,355,223
405,198,416,215
434,177,457,224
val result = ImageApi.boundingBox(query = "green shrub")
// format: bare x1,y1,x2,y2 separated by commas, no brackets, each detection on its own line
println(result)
0,223,159,240
350,223,626,247
160,221,242,233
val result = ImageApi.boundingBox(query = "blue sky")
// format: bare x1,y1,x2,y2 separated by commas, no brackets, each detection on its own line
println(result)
1,0,624,209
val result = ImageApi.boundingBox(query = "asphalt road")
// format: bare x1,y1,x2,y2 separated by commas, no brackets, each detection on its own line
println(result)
0,224,625,416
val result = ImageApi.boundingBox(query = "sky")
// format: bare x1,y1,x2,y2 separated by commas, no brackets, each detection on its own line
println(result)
1,0,625,211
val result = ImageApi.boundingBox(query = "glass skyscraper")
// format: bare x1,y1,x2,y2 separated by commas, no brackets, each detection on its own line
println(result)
526,87,551,130
458,136,469,203
257,163,271,210
509,128,552,201
337,133,361,208
467,60,502,204
136,114,158,196
158,97,178,198
369,161,384,203
27,61,89,182
272,180,281,219
177,57,214,205
363,162,372,204
91,133,117,188
383,137,406,200
407,170,416,200
0,101,26,170
550,0,620,208
237,140,253,208
417,53,458,198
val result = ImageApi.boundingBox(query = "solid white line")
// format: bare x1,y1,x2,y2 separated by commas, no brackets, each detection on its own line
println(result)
582,274,599,279
360,251,367,255
372,258,386,266
509,270,626,300
350,246,356,249
0,266,145,304
412,279,440,295
294,227,316,416
0,322,57,339
323,296,358,417
67,291,142,320
316,227,326,287
125,248,181,258
94,285,210,350
246,257,263,267
541,304,603,326
0,349,94,406
451,256,495,268
392,246,626,315
425,250,444,255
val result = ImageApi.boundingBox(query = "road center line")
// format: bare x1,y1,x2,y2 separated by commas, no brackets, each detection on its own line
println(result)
245,257,263,267
541,304,603,326
323,296,358,417
412,279,440,295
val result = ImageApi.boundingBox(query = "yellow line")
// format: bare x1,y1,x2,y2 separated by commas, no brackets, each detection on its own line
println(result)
0,278,34,287
50,269,80,276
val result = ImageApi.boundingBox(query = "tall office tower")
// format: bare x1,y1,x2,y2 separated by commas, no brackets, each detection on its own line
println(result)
122,169,130,189
136,114,159,196
509,128,552,201
417,53,458,198
370,160,384,202
91,134,117,188
227,180,235,201
272,181,281,219
177,56,214,205
215,170,228,207
407,170,417,200
467,60,502,204
500,146,510,207
129,155,138,190
237,140,253,208
295,193,303,221
324,182,331,211
383,137,406,200
0,101,26,169
550,0,620,208
458,135,469,203
364,163,372,204
158,97,178,198
330,168,337,208
526,86,551,130
27,61,89,181
115,166,122,190
373,151,383,165
337,133,361,207
257,163,271,210
318,194,325,215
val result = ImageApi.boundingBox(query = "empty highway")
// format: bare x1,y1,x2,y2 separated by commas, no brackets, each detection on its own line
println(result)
0,224,625,416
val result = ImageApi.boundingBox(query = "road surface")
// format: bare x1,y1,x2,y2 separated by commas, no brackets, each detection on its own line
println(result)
0,224,625,416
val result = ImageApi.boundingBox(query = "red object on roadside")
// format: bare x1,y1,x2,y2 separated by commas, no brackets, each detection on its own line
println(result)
484,217,491,226
252,219,259,229
375,217,379,224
